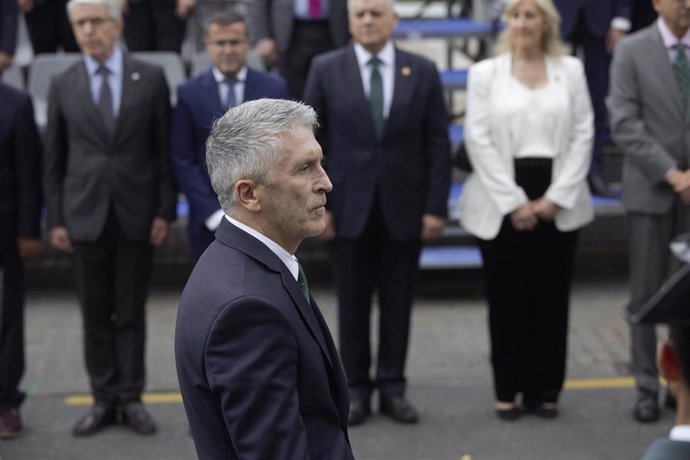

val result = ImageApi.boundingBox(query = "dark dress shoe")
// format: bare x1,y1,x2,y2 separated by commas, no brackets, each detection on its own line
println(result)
0,408,23,439
347,398,371,426
379,395,419,424
121,401,157,435
495,406,521,421
72,404,118,436
633,391,660,423
527,404,559,419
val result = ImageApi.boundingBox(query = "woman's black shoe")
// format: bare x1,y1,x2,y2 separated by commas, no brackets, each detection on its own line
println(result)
495,406,521,421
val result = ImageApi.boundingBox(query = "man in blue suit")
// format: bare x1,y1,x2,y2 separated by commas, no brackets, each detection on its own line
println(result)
0,82,42,440
175,99,353,459
171,12,289,261
554,0,632,196
303,0,451,426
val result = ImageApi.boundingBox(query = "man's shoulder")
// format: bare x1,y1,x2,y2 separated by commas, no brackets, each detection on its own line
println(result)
0,81,29,109
246,67,288,90
395,47,436,69
618,25,657,53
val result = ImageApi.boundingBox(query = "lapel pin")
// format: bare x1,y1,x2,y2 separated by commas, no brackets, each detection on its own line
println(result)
401,66,411,76
131,72,140,81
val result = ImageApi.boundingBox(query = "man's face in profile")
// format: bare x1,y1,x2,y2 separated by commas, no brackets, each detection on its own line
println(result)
255,125,333,251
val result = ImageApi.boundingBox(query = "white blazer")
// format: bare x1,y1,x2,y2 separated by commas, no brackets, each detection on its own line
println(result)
458,53,595,240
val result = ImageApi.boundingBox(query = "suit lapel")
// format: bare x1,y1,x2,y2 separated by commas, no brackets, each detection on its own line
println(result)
646,26,685,117
243,68,259,102
201,68,224,113
344,47,377,140
76,61,111,144
115,54,139,143
386,48,414,140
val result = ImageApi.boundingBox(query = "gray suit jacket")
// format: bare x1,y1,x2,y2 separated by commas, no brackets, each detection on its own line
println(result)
44,52,177,242
641,438,690,460
249,0,349,53
610,24,690,215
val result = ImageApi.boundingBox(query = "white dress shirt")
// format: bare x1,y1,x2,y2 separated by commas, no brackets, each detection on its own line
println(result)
84,46,123,117
212,66,247,108
226,216,300,282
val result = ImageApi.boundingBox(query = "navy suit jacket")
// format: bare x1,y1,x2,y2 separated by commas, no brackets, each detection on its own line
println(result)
170,68,288,243
303,45,451,241
555,0,632,38
175,219,353,460
0,82,42,249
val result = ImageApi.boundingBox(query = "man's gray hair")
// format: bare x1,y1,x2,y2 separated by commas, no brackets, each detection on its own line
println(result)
206,98,318,213
67,0,122,20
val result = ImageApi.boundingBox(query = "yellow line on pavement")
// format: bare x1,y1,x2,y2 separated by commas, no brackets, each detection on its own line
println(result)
62,377,667,406
64,392,183,406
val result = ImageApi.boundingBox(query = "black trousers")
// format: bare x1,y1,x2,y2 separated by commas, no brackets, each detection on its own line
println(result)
477,159,578,405
331,199,421,400
123,0,187,53
0,216,26,411
72,209,153,406
24,0,78,54
279,20,334,100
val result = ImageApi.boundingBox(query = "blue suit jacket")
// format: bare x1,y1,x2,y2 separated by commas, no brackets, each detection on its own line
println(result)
555,0,632,38
175,219,353,460
170,68,288,251
303,46,451,240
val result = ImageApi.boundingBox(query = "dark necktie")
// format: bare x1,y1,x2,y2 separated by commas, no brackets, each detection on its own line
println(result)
223,78,237,110
96,65,115,137
297,263,310,302
369,57,384,141
674,44,690,103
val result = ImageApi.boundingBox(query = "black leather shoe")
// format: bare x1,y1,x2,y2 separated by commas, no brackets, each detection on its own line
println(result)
526,404,559,419
633,391,660,423
121,401,157,435
347,398,371,426
495,406,521,421
72,404,118,436
379,395,419,424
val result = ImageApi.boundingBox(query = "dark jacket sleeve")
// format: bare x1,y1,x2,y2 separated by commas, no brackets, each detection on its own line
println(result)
14,93,43,238
151,67,177,221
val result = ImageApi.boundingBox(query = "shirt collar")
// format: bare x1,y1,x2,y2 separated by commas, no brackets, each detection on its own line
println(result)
225,215,299,281
212,66,247,83
84,46,123,77
353,40,395,68
670,425,690,442
657,18,690,50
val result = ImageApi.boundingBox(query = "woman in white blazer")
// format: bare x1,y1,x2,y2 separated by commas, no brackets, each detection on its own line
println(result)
458,0,594,421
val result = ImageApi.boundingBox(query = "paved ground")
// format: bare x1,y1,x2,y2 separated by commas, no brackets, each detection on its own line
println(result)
0,269,675,460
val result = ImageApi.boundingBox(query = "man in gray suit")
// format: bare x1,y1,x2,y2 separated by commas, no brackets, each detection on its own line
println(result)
44,0,176,436
250,0,349,98
610,0,690,424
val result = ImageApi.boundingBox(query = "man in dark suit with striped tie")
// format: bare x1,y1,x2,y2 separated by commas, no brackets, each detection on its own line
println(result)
44,0,176,436
171,12,289,261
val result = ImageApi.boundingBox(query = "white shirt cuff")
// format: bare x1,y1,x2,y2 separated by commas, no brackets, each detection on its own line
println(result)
611,17,631,32
205,209,225,231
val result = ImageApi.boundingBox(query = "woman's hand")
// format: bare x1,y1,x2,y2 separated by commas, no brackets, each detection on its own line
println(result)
510,203,537,232
531,197,560,221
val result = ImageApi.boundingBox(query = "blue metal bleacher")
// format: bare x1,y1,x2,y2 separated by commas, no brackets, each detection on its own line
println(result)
393,18,495,39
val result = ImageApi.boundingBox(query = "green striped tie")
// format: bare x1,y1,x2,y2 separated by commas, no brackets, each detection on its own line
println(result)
369,57,384,140
297,263,310,301
675,44,690,102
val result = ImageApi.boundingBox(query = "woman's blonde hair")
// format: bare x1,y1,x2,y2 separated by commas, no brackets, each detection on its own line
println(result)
495,0,569,56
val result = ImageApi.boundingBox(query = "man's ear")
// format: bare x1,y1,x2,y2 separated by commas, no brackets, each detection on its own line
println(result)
659,340,682,383
235,180,261,211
